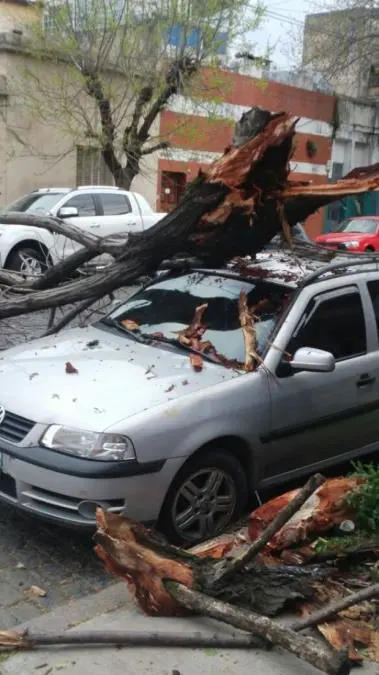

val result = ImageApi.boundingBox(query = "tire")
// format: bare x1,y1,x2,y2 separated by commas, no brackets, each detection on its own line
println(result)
365,246,375,252
158,449,248,546
6,246,48,278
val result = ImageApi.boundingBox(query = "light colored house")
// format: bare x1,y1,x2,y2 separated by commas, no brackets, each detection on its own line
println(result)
302,7,379,100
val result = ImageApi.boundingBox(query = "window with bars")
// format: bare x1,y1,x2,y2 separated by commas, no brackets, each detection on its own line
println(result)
76,146,114,186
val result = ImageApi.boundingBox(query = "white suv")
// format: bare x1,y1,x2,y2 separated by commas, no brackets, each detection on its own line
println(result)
0,186,165,276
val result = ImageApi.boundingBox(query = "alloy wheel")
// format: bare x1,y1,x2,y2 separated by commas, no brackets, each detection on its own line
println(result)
171,467,237,543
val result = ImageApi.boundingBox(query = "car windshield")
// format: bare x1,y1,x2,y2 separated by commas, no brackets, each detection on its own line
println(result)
4,192,66,215
103,272,292,365
336,218,377,234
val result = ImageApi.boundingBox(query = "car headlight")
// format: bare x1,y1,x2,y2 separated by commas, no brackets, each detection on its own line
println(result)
344,240,360,248
40,425,136,461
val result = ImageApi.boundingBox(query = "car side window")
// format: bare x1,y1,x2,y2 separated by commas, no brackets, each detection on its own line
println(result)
64,194,96,216
99,193,131,215
287,288,366,361
367,281,379,339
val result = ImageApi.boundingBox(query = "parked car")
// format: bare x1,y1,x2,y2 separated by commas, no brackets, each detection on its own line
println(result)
0,186,166,276
315,216,379,252
0,250,379,545
265,223,314,249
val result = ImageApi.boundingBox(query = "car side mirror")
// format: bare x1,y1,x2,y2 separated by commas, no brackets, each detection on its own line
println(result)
290,347,335,373
59,206,79,218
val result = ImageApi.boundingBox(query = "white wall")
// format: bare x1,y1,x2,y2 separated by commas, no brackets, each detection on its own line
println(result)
331,97,379,175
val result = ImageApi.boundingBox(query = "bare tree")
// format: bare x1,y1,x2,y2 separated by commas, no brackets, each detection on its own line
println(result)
300,0,379,97
9,0,264,189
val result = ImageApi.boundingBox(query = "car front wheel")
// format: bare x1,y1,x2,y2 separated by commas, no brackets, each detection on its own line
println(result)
7,246,48,278
158,449,248,546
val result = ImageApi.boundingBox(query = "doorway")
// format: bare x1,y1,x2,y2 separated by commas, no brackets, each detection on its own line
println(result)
160,171,187,212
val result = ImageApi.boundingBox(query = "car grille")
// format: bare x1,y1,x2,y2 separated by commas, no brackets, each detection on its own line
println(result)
0,411,35,443
323,242,346,250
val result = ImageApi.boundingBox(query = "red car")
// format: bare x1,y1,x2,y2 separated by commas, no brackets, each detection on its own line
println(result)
316,216,379,252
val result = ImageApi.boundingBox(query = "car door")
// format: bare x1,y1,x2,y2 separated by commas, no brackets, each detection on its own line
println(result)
52,192,98,260
95,192,140,242
259,283,379,487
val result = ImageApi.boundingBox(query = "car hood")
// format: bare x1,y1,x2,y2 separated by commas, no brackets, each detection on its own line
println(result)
0,325,238,431
316,232,371,243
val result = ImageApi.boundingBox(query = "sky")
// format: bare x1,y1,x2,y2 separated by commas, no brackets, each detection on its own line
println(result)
249,0,314,69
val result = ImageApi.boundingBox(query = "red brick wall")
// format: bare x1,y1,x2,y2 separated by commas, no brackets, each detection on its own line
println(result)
157,69,336,238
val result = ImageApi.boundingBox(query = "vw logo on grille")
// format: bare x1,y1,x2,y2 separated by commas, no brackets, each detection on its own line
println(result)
0,406,5,425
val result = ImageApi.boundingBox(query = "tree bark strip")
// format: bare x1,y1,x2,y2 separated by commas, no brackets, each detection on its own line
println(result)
209,473,325,588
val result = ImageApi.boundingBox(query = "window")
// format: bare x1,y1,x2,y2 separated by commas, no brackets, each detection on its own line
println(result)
367,281,379,339
331,162,344,181
76,146,113,186
5,192,65,215
368,65,379,89
99,193,131,216
287,289,366,361
64,193,96,217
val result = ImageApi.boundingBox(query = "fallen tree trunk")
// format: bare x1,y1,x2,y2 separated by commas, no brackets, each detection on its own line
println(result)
0,108,378,322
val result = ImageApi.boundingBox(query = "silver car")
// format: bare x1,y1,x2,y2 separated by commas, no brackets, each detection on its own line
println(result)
0,251,379,545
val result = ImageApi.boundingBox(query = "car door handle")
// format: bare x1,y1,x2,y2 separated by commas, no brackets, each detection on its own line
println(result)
90,224,100,229
356,373,376,388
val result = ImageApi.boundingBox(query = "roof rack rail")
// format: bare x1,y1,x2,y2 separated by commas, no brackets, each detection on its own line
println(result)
301,255,379,287
76,185,119,190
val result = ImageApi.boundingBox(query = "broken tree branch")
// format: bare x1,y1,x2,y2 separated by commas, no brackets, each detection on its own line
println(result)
42,296,106,336
0,212,102,253
238,291,256,372
290,583,379,633
209,473,326,588
165,582,350,675
0,628,261,651
31,247,101,291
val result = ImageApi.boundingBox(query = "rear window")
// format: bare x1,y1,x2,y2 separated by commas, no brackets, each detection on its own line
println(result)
99,193,131,215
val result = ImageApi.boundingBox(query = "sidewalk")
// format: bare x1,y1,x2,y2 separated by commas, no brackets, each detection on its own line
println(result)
1,583,378,675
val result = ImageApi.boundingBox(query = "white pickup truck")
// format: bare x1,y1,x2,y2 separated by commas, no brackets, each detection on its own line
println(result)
0,186,167,276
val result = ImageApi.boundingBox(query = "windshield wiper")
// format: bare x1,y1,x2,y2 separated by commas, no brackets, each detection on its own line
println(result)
101,319,225,366
101,318,151,344
140,333,222,366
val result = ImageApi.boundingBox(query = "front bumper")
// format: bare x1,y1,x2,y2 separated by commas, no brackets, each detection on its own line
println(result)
0,437,176,528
